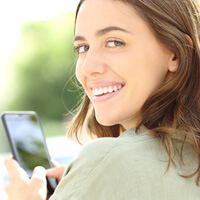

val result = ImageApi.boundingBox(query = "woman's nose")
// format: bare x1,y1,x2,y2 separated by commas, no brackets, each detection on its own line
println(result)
81,49,106,78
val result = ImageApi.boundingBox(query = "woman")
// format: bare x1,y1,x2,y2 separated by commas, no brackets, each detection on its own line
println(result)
4,0,200,199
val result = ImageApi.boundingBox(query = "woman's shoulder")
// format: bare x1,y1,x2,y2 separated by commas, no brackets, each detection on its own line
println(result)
53,131,199,200
79,136,122,157
77,128,159,162
53,129,200,200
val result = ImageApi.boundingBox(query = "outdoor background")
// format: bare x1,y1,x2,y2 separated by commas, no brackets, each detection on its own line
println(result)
0,0,82,153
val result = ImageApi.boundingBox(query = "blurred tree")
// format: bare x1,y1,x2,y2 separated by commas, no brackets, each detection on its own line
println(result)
7,12,82,123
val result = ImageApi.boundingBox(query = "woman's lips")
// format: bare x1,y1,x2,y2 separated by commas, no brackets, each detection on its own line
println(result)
91,83,125,102
92,84,123,96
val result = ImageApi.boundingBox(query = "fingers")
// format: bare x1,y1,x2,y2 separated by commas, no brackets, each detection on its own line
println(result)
4,157,29,180
51,159,60,168
4,157,20,175
31,166,47,197
30,166,47,200
32,166,46,182
4,157,47,200
4,158,30,200
46,164,66,182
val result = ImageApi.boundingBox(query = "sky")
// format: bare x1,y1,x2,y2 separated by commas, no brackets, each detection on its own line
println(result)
0,0,79,102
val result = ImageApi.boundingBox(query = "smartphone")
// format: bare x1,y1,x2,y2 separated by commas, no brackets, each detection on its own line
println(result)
1,111,58,198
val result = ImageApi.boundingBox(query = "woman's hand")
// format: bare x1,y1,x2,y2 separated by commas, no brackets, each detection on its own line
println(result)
4,157,47,200
46,159,66,182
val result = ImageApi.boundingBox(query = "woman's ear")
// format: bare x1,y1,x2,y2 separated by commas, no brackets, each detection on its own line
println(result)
168,52,179,73
168,34,193,73
166,34,193,81
165,51,179,82
185,34,193,48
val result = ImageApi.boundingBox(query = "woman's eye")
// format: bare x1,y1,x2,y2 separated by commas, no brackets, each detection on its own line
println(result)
106,40,125,48
75,45,89,54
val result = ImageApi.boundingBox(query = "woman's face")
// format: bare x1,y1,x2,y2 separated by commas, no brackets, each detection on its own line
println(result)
74,0,177,129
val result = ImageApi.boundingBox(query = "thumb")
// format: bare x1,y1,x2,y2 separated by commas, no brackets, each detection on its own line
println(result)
30,166,47,199
32,166,46,180
31,166,47,187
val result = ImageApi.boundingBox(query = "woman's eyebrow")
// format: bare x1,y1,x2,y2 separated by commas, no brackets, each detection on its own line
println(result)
73,35,86,42
96,26,131,36
73,26,131,42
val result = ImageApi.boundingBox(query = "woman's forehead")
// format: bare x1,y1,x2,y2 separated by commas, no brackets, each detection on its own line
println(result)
75,0,140,35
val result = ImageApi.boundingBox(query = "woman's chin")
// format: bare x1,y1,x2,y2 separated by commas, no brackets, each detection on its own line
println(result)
96,117,118,127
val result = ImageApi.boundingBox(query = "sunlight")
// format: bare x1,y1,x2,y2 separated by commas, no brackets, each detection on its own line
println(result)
0,0,79,103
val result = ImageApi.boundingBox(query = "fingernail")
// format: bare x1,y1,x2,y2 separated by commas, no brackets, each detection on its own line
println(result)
34,166,46,173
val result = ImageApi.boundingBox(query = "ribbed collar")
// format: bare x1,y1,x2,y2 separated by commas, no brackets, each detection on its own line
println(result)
119,127,154,140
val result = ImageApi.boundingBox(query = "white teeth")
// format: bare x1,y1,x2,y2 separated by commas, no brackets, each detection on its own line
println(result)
99,88,104,95
92,85,123,96
93,89,98,96
103,87,108,94
114,85,118,91
108,86,113,93
118,85,122,90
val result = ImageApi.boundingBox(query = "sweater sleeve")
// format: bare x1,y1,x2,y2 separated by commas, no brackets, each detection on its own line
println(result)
49,137,124,200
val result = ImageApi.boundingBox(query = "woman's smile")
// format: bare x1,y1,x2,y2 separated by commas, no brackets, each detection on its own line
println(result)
91,82,125,102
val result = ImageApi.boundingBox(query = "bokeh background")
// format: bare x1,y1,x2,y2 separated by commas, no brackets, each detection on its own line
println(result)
0,0,82,153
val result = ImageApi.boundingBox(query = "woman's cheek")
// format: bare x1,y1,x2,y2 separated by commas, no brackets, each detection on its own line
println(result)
75,61,83,85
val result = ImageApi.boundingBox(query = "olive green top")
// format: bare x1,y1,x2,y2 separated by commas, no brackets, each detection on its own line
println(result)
50,128,200,200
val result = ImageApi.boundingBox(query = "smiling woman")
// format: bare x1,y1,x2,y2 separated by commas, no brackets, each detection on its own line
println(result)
4,0,200,199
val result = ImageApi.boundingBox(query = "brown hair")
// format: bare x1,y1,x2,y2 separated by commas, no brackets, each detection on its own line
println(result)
68,0,200,184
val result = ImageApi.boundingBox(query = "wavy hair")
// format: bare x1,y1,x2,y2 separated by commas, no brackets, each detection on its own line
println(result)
67,0,200,185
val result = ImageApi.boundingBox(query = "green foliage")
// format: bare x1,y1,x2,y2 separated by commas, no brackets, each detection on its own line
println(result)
8,12,83,122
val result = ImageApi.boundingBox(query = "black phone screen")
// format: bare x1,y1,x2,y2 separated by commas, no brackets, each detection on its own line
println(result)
2,112,57,197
